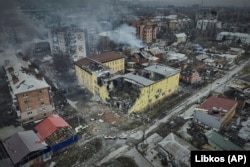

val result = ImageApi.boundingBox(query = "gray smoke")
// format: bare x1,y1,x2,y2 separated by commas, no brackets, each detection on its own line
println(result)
0,0,47,66
0,0,38,45
108,24,144,48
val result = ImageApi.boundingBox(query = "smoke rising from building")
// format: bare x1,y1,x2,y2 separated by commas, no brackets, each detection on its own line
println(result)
0,0,40,46
0,0,142,61
108,24,144,48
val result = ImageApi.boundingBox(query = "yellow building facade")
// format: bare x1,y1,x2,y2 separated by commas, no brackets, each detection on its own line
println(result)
74,51,124,100
75,64,93,93
101,65,180,114
103,58,125,73
90,51,125,73
75,53,180,114
129,72,179,113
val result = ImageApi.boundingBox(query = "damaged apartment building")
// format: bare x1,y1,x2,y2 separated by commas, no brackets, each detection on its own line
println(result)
4,55,54,124
48,25,87,61
75,51,180,113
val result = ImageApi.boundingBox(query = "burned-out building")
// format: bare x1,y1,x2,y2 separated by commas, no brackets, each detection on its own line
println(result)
129,47,160,66
71,27,87,61
75,52,180,113
180,70,200,84
48,25,87,61
48,26,69,54
33,42,51,55
75,51,124,101
107,65,180,113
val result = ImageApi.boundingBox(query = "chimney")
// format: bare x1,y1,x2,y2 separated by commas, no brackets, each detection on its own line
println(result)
28,65,36,73
12,75,19,84
7,67,14,73
35,74,43,80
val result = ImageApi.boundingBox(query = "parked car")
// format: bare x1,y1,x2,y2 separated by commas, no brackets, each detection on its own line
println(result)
118,135,127,140
75,125,88,134
99,119,104,123
103,135,117,140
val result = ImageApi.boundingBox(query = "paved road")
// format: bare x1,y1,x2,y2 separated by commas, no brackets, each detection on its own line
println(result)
145,60,249,136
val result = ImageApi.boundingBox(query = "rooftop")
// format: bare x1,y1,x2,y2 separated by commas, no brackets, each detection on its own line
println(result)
148,47,165,55
175,33,186,38
123,73,154,87
0,125,24,141
166,52,187,61
193,111,221,130
4,57,49,95
197,96,237,112
205,130,243,151
3,130,47,164
158,132,197,167
218,54,238,60
74,57,116,76
89,51,125,63
35,114,70,141
144,64,180,77
219,32,250,38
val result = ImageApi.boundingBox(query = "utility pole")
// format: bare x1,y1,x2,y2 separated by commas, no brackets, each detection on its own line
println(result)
78,114,80,126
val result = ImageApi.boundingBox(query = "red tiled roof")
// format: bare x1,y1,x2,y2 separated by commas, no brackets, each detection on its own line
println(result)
90,51,124,63
197,96,237,112
35,115,69,141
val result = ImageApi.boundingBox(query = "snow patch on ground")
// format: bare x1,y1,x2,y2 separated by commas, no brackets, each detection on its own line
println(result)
67,99,78,110
129,130,144,140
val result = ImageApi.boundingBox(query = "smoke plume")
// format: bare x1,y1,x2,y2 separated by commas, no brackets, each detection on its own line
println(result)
0,0,46,52
108,24,144,48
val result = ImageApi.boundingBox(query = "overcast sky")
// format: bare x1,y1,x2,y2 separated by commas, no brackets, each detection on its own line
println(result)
139,0,250,7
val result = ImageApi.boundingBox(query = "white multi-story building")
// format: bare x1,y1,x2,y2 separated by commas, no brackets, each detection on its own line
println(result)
48,26,87,61
216,32,250,44
48,27,68,54
71,28,87,61
196,19,222,31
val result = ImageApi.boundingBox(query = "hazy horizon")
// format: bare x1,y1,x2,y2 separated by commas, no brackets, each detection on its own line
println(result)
138,0,250,7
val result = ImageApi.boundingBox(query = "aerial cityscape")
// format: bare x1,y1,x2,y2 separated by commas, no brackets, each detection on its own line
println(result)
0,0,250,167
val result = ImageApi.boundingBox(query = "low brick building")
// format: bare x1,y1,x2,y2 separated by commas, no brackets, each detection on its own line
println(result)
180,70,200,84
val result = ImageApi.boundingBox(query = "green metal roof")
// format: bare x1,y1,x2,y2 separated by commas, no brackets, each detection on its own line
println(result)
205,130,243,151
